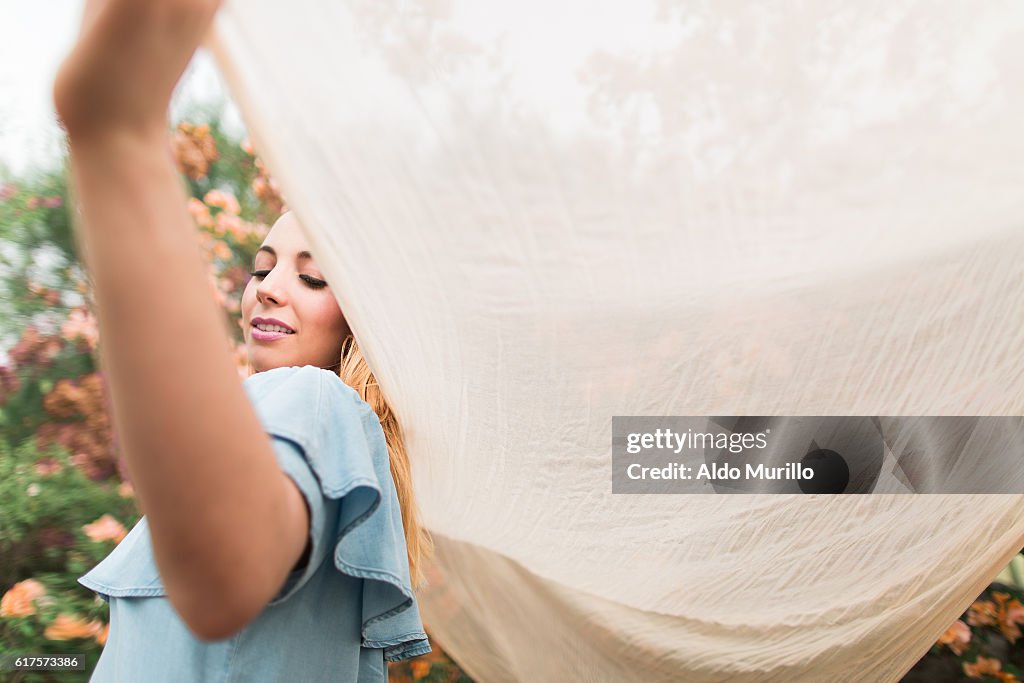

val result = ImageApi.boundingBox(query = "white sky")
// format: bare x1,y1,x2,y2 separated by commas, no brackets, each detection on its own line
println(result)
0,0,241,176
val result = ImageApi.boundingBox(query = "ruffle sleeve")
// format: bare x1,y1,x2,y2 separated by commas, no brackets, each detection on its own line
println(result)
242,365,431,662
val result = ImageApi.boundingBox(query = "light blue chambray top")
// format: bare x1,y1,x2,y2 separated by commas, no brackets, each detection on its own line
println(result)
78,365,431,682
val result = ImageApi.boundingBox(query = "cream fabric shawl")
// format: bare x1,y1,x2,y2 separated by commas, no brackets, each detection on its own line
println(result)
207,2,1024,680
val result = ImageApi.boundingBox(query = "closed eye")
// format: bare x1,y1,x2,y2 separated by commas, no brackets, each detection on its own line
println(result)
300,275,328,289
248,271,328,289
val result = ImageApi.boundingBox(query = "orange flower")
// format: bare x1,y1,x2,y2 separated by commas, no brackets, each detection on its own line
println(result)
117,481,135,498
252,175,284,216
410,660,431,680
216,211,249,241
1007,599,1024,630
963,655,1000,678
44,613,103,641
212,237,232,261
0,579,47,617
992,592,1024,644
171,122,219,180
83,514,127,544
95,622,109,646
196,230,232,262
43,378,87,419
938,619,972,655
204,189,240,215
968,599,998,627
188,197,213,228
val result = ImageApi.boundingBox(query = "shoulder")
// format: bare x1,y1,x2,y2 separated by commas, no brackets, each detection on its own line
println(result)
244,364,356,398
243,365,389,497
243,365,371,419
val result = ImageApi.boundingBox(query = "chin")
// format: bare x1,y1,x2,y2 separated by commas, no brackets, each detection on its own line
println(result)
247,351,274,374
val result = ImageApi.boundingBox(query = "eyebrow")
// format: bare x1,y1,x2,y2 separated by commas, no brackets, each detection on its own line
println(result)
256,246,313,260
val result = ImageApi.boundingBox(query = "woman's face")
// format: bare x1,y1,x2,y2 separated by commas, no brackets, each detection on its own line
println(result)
240,212,350,373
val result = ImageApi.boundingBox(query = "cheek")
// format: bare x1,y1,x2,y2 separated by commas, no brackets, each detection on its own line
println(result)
240,282,256,331
309,297,348,339
240,280,256,312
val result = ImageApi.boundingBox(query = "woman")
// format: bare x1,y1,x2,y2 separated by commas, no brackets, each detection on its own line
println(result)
53,0,433,679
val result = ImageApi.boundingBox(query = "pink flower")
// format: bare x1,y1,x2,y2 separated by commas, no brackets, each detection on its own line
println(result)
70,452,111,481
42,196,63,209
203,189,240,215
61,307,99,350
216,211,250,240
34,457,63,476
188,197,213,228
82,514,127,544
213,238,232,261
937,619,972,655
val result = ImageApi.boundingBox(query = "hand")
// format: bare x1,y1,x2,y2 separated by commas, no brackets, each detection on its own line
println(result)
53,0,223,141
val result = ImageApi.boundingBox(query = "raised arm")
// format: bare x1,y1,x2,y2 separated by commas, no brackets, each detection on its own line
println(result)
54,0,310,641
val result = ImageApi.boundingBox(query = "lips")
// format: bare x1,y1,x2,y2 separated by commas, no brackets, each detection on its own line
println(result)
251,328,292,342
250,316,295,342
251,317,294,332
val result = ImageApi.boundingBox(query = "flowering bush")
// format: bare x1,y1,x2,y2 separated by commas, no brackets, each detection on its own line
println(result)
0,438,137,680
902,583,1024,682
0,111,469,682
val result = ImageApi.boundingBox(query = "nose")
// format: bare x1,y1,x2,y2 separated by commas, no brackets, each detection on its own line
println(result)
255,271,286,306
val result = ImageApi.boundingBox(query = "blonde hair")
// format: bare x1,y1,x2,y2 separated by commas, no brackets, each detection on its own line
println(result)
334,334,433,590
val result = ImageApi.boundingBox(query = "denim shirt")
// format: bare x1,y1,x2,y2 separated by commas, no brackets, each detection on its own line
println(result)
78,365,431,682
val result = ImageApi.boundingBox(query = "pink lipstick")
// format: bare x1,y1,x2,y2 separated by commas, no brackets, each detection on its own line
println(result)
251,317,295,342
